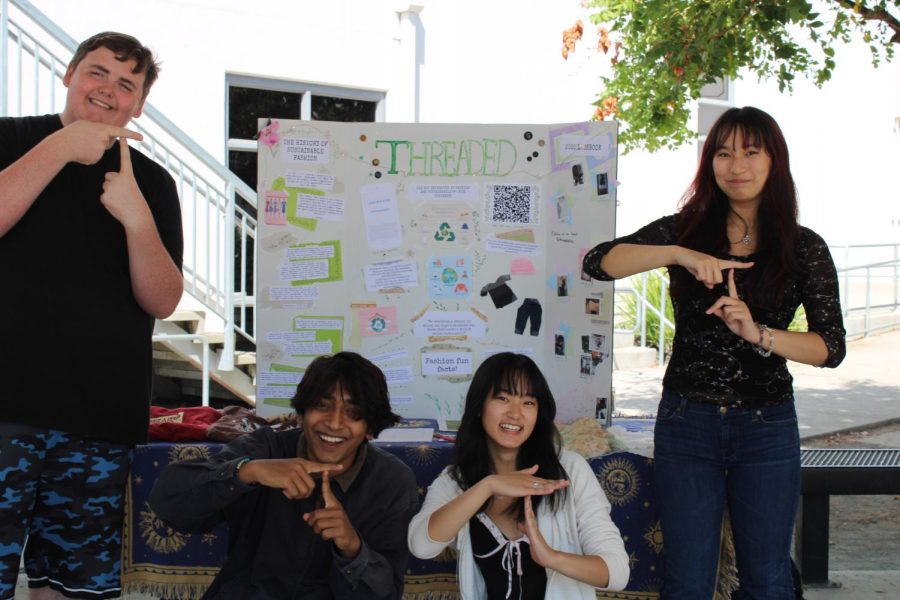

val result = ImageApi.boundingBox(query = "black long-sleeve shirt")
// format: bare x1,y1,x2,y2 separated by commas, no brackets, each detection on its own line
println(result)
149,427,418,599
583,215,846,405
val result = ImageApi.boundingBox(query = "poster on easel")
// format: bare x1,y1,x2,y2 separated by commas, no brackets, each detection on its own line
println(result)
256,120,617,427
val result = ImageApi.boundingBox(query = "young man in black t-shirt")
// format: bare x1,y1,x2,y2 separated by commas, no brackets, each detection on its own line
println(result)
0,32,183,599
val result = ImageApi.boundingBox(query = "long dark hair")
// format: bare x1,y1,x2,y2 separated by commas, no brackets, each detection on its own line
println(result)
450,353,567,517
673,106,799,305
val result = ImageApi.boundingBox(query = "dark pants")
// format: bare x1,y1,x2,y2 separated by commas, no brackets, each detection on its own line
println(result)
653,391,800,599
514,298,542,335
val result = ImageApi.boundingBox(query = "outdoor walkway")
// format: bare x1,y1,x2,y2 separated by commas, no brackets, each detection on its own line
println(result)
613,328,900,440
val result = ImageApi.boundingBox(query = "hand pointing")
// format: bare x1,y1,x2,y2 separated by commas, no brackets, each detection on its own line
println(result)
100,137,151,228
705,268,758,343
303,470,362,559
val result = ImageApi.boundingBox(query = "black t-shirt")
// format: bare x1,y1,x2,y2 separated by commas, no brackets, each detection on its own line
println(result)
0,114,183,444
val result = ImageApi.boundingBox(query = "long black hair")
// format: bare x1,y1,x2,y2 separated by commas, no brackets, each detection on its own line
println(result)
673,106,799,306
450,352,567,517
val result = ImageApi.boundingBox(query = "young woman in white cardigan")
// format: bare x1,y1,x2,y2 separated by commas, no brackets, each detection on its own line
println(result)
407,352,629,599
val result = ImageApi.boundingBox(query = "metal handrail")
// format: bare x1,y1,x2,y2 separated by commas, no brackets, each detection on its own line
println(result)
2,0,258,374
150,333,211,406
614,269,675,365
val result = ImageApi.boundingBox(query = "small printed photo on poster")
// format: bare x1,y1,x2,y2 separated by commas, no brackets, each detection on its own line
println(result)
581,335,590,353
585,298,600,315
590,333,607,353
579,354,591,377
264,191,288,226
595,171,609,197
554,333,565,356
556,275,569,297
571,163,585,187
595,396,607,420
553,192,573,225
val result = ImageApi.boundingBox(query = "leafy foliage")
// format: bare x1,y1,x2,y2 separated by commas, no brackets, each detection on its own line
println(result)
565,0,899,152
618,269,675,355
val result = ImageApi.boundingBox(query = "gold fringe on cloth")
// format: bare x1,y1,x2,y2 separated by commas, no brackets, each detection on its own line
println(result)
123,580,211,600
402,573,459,599
714,511,740,600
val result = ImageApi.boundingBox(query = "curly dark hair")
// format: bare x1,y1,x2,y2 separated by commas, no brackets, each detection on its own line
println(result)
290,352,400,436
70,32,160,99
450,352,567,518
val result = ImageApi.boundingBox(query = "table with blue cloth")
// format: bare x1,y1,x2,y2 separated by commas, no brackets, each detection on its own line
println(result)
122,440,662,599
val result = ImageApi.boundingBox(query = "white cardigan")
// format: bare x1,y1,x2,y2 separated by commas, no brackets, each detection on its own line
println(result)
407,449,630,598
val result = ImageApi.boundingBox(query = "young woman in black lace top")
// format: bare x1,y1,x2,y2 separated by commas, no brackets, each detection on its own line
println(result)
583,106,845,599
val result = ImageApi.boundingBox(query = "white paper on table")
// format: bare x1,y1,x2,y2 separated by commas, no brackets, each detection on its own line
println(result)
374,428,434,443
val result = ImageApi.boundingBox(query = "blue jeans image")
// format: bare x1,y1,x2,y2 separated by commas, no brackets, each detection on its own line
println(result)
653,391,800,599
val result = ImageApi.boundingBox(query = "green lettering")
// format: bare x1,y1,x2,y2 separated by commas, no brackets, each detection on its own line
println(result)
496,139,517,176
443,141,458,176
466,140,484,176
408,141,427,176
481,139,498,175
374,140,410,175
430,141,446,176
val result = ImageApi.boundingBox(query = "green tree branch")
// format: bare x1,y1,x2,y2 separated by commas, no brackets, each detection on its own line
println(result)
569,0,899,152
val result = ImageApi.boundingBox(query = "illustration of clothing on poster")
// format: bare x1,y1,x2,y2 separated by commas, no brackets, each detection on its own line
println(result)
480,274,517,309
265,191,288,226
514,298,542,336
428,256,472,299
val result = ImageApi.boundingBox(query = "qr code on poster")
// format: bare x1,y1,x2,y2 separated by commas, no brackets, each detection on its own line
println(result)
484,183,539,226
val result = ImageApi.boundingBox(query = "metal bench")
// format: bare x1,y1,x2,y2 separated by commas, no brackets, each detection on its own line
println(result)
795,447,900,586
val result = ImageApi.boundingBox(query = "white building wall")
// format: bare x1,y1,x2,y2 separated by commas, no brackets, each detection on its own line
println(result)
29,0,900,246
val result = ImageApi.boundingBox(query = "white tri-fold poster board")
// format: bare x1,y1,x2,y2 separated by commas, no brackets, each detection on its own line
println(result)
256,120,617,427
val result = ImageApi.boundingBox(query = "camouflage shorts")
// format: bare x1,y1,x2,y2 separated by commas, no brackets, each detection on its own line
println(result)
0,422,132,599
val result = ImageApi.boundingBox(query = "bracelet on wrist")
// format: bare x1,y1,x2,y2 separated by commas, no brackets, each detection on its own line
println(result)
235,456,253,477
754,323,774,357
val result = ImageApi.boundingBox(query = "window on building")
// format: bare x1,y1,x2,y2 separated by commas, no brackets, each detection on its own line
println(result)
225,77,383,348
226,76,383,191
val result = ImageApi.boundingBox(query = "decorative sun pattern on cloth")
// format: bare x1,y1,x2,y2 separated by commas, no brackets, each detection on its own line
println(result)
638,577,664,594
597,456,641,507
168,444,212,463
403,444,441,467
642,520,664,554
139,501,190,554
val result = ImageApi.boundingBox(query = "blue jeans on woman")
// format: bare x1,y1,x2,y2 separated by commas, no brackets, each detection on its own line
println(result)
653,390,800,599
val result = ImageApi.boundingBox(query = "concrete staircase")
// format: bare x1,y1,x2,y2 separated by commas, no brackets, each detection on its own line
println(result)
612,331,659,370
152,307,256,406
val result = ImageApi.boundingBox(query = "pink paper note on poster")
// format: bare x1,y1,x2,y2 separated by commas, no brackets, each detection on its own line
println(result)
264,191,288,226
358,306,399,337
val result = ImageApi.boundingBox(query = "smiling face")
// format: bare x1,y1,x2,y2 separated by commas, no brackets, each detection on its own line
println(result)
481,383,538,458
712,129,772,207
301,384,371,471
61,46,146,127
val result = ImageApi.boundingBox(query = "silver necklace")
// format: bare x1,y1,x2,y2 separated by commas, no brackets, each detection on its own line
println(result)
730,211,753,246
